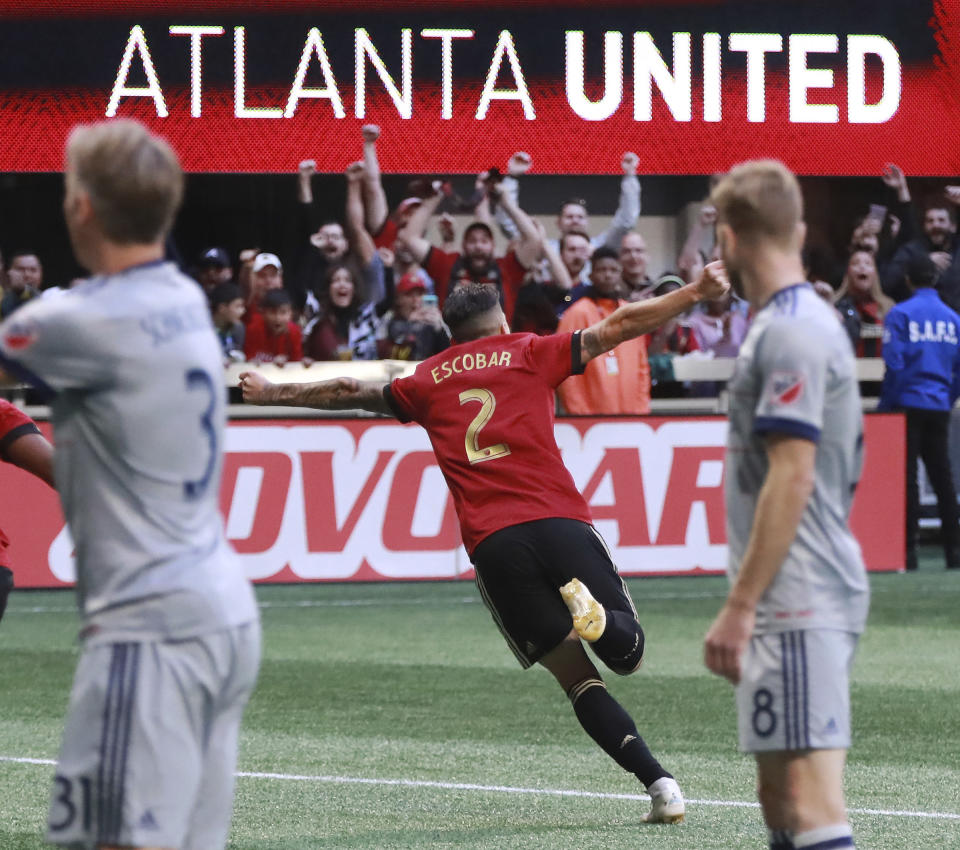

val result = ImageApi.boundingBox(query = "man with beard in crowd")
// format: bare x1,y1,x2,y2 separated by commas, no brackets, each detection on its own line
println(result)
883,202,960,308
194,247,233,299
619,232,655,301
554,230,593,311
397,178,542,324
0,251,43,318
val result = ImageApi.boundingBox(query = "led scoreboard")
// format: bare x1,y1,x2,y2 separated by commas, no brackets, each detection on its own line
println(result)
0,0,957,174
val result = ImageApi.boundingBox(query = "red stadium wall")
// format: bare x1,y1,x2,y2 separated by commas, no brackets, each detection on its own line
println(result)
1,414,905,588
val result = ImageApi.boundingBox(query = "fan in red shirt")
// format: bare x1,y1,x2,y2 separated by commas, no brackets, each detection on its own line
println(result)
243,289,303,365
0,398,55,624
239,264,730,827
397,177,541,324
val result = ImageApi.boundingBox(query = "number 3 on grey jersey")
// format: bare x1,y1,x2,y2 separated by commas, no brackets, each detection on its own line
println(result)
0,260,260,849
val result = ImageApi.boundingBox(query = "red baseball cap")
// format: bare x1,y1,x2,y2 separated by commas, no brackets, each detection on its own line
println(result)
396,272,427,295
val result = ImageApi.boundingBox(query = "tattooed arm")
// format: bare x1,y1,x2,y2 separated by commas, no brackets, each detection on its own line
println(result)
579,261,730,366
239,372,394,416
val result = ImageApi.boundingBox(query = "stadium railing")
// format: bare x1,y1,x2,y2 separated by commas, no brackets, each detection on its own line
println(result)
1,358,886,418
222,358,886,417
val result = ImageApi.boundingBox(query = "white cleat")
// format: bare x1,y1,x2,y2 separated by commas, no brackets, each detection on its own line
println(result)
643,777,685,824
559,577,606,642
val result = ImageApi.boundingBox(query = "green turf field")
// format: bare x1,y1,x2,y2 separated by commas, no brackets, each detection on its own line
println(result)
1,550,958,849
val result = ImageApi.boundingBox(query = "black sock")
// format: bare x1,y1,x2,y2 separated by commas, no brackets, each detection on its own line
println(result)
567,678,670,787
793,825,854,848
769,829,795,849
0,567,13,624
591,610,645,674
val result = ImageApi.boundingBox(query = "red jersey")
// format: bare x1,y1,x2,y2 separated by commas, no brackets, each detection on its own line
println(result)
0,399,41,567
424,247,527,322
243,316,303,362
385,331,594,554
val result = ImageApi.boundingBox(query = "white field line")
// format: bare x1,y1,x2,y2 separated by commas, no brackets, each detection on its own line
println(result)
4,580,945,616
3,592,731,615
1,756,958,821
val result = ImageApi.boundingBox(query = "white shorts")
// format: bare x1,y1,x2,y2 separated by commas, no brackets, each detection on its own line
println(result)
736,629,858,753
47,622,261,850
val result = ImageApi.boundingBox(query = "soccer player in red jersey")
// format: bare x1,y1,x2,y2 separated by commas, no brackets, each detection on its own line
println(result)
240,263,729,824
0,398,55,623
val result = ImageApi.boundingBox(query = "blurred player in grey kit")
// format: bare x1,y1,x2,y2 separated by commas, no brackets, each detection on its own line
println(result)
703,161,868,850
0,120,260,850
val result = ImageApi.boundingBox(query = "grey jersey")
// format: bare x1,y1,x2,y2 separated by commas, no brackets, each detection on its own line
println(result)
0,261,257,640
726,283,869,634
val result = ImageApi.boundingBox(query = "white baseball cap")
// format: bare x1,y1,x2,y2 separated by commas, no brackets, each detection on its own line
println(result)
252,252,282,273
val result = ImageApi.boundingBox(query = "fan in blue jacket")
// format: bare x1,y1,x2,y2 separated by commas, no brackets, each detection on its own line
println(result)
878,254,960,570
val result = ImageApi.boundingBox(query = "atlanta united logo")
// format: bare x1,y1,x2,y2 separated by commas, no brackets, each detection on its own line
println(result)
769,371,805,405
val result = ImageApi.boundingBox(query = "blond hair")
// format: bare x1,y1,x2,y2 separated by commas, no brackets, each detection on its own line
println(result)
66,120,183,245
710,159,803,247
834,249,895,317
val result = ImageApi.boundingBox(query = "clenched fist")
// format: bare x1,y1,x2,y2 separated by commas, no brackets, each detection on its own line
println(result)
507,151,532,176
694,260,730,302
238,371,274,405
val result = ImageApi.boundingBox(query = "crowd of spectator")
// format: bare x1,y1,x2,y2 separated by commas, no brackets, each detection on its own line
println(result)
5,130,960,419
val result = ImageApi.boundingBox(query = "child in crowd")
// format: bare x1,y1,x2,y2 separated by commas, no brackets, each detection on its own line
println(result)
244,288,303,365
210,282,247,363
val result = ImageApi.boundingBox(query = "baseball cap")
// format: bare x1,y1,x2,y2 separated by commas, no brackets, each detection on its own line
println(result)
396,271,427,295
198,246,230,267
397,272,427,295
653,274,686,297
252,252,282,273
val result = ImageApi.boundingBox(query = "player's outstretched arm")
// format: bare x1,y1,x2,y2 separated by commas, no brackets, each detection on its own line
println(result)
580,260,729,365
239,371,394,416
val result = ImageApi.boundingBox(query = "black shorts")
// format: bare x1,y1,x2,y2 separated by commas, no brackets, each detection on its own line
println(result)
471,517,638,668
